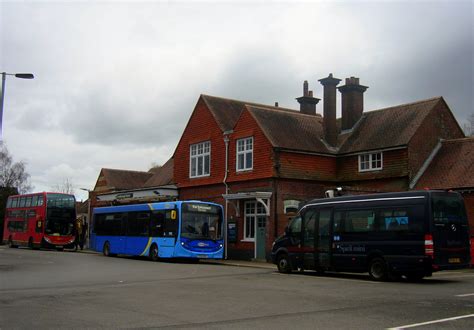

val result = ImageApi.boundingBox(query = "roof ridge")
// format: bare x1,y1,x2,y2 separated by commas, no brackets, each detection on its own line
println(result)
201,93,298,113
247,104,322,118
442,136,474,144
365,96,443,115
102,168,151,174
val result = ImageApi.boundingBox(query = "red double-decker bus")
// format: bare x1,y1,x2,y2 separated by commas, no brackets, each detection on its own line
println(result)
3,192,77,250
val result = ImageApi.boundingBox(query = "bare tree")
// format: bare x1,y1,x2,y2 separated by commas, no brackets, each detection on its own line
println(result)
465,113,474,136
0,142,32,194
52,178,75,195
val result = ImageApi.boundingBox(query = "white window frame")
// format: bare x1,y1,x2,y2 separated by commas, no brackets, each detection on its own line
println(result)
242,200,266,242
189,141,211,178
236,137,253,172
358,152,383,172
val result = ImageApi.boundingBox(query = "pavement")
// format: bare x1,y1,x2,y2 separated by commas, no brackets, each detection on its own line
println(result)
76,247,276,270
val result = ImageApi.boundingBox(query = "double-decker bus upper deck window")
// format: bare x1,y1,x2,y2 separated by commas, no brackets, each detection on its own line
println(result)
432,194,467,224
31,195,38,207
19,197,26,208
6,197,12,208
25,196,32,207
11,198,18,208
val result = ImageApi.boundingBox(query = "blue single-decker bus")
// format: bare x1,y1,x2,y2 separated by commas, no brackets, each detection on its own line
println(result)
90,201,224,260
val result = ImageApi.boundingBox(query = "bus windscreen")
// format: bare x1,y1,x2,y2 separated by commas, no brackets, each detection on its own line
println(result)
181,203,223,241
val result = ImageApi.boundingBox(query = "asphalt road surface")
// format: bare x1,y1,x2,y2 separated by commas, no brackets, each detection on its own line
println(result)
1,246,473,329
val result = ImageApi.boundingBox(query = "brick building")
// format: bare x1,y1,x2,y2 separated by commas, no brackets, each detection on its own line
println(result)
174,74,466,260
413,137,474,232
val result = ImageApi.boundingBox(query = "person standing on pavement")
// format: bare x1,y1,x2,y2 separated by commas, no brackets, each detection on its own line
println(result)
80,219,88,250
75,217,83,251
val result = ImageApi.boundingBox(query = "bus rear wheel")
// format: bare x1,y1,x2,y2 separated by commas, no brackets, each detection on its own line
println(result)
149,244,159,262
103,242,111,257
368,257,388,281
8,237,18,248
277,253,292,273
28,237,34,249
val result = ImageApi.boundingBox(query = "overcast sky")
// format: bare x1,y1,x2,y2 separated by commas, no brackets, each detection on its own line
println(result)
1,1,473,201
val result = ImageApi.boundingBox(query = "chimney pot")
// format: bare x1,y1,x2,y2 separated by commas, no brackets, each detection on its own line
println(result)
338,76,368,130
296,81,320,115
303,80,309,96
275,102,279,107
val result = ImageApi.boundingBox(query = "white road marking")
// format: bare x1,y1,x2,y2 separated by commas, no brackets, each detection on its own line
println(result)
388,314,474,329
455,293,474,297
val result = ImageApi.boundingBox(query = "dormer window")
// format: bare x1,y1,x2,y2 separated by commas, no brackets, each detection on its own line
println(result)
236,137,253,172
359,152,383,172
190,141,210,178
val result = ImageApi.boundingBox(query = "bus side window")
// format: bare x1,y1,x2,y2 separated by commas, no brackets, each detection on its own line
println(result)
31,195,38,207
19,197,26,208
6,197,12,208
12,198,18,208
164,210,178,237
151,211,164,237
345,210,375,232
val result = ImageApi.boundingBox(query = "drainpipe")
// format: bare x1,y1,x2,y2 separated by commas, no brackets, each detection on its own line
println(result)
223,130,232,259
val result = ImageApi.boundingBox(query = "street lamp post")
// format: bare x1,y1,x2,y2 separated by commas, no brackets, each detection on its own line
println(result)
0,72,34,139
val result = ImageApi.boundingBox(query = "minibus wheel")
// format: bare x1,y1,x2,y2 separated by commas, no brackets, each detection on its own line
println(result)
277,253,292,273
149,244,159,262
368,257,388,281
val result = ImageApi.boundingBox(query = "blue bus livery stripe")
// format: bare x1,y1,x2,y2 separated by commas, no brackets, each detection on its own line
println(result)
140,237,153,256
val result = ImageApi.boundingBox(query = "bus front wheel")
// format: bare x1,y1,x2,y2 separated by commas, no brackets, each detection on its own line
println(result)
103,242,111,257
277,253,292,273
149,244,159,261
368,257,388,281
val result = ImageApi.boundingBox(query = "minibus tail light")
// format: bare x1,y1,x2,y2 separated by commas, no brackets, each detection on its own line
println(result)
425,234,434,259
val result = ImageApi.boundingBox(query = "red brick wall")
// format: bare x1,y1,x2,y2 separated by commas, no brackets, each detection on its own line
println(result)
174,100,275,189
227,110,274,183
337,149,409,182
174,98,227,188
277,151,336,181
408,101,465,179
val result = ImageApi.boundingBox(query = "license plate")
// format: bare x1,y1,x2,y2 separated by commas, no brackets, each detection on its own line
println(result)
197,254,208,258
448,258,460,263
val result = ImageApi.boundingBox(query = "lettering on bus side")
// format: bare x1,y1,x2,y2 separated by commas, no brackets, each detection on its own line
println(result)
336,244,366,253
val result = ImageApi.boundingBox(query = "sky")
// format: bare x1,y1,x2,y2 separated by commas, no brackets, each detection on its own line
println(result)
1,1,473,201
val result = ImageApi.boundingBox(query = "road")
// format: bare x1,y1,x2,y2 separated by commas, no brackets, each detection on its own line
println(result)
1,246,473,329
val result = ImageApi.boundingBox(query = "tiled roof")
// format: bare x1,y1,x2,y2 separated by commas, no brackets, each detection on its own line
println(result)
415,137,474,189
338,97,442,154
143,157,174,187
201,94,298,133
201,95,442,155
101,168,153,190
246,105,329,153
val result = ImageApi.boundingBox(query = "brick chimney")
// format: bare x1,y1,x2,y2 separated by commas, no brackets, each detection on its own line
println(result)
338,77,368,130
296,80,320,116
318,73,341,146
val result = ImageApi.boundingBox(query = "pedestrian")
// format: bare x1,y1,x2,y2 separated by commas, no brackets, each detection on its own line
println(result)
80,219,88,250
75,217,82,251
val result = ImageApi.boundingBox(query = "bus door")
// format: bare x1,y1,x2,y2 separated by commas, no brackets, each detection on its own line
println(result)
316,209,332,269
302,209,316,270
431,193,471,266
152,209,178,257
